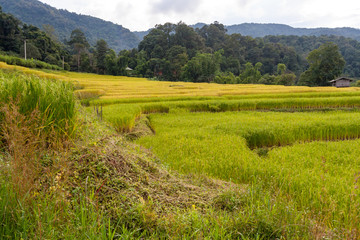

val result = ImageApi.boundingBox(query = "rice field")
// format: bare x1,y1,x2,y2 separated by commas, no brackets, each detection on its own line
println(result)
2,62,360,238
137,111,360,237
2,61,359,100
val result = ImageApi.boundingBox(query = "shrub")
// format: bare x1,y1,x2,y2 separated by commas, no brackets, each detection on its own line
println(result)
0,54,62,71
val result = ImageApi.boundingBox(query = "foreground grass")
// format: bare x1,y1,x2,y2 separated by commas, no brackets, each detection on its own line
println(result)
2,107,313,239
1,68,309,239
2,64,360,238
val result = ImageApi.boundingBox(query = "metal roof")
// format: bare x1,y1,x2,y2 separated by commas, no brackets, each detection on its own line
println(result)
329,77,354,83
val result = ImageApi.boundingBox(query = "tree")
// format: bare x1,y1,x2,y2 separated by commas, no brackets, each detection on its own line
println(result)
95,39,109,74
0,7,22,52
104,49,117,75
275,73,296,86
198,21,227,50
277,63,286,75
42,24,58,42
68,29,90,71
239,62,262,84
299,42,345,86
166,45,188,80
181,51,222,82
275,63,296,86
173,22,205,58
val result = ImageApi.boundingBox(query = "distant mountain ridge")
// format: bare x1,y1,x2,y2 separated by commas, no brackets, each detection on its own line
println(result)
225,23,360,41
0,0,140,51
2,0,360,52
134,23,360,42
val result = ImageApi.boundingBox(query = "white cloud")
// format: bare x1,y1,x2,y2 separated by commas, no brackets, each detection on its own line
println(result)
38,0,360,31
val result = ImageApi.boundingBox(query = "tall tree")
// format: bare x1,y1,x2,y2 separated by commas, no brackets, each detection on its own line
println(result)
299,42,345,86
68,29,90,71
198,21,227,50
95,39,109,74
0,6,22,52
181,51,222,82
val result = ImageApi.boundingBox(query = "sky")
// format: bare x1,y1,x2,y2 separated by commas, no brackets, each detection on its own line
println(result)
38,0,360,31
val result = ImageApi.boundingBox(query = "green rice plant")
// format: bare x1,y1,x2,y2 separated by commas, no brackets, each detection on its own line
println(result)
101,96,360,132
74,89,106,100
103,104,142,132
0,70,76,134
141,103,170,114
102,103,169,132
90,90,360,107
137,111,360,237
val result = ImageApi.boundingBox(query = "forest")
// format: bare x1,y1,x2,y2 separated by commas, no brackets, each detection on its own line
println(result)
0,6,358,86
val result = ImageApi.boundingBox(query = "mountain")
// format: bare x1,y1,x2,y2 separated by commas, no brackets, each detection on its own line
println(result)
2,0,360,52
0,0,140,51
226,23,360,42
132,22,360,43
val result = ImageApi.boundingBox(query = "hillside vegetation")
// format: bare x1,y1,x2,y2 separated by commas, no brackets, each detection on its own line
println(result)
4,0,360,51
0,0,139,51
226,23,360,42
2,3,360,86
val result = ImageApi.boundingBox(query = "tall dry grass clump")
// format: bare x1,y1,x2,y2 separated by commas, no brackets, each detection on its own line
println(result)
0,70,76,198
1,103,43,196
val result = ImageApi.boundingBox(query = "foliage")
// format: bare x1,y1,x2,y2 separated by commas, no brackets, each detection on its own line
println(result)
0,54,63,70
0,0,139,51
264,35,360,78
95,39,109,74
112,22,302,82
0,7,69,68
299,42,345,86
0,6,22,53
181,51,221,82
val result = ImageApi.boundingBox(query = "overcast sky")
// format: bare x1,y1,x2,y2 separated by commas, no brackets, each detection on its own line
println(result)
38,0,360,31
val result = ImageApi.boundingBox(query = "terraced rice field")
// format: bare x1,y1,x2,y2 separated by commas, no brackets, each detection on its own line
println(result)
2,62,360,237
137,111,360,236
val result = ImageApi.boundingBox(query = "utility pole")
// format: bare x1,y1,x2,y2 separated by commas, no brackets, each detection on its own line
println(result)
24,40,27,60
62,56,65,69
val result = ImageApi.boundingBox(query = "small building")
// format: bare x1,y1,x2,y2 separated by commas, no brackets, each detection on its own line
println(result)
329,77,354,88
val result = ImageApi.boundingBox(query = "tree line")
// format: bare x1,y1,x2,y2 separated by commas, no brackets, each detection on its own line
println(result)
0,8,353,86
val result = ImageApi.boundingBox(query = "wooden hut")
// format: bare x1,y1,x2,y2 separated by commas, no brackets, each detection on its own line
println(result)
329,77,354,88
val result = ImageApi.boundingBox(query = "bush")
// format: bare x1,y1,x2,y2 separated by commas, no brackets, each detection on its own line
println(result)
0,54,62,71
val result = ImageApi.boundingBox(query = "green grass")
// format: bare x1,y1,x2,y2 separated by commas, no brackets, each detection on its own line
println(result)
3,66,360,238
137,110,360,237
0,70,76,134
0,55,63,71
90,90,360,106
101,96,360,132
0,177,119,239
